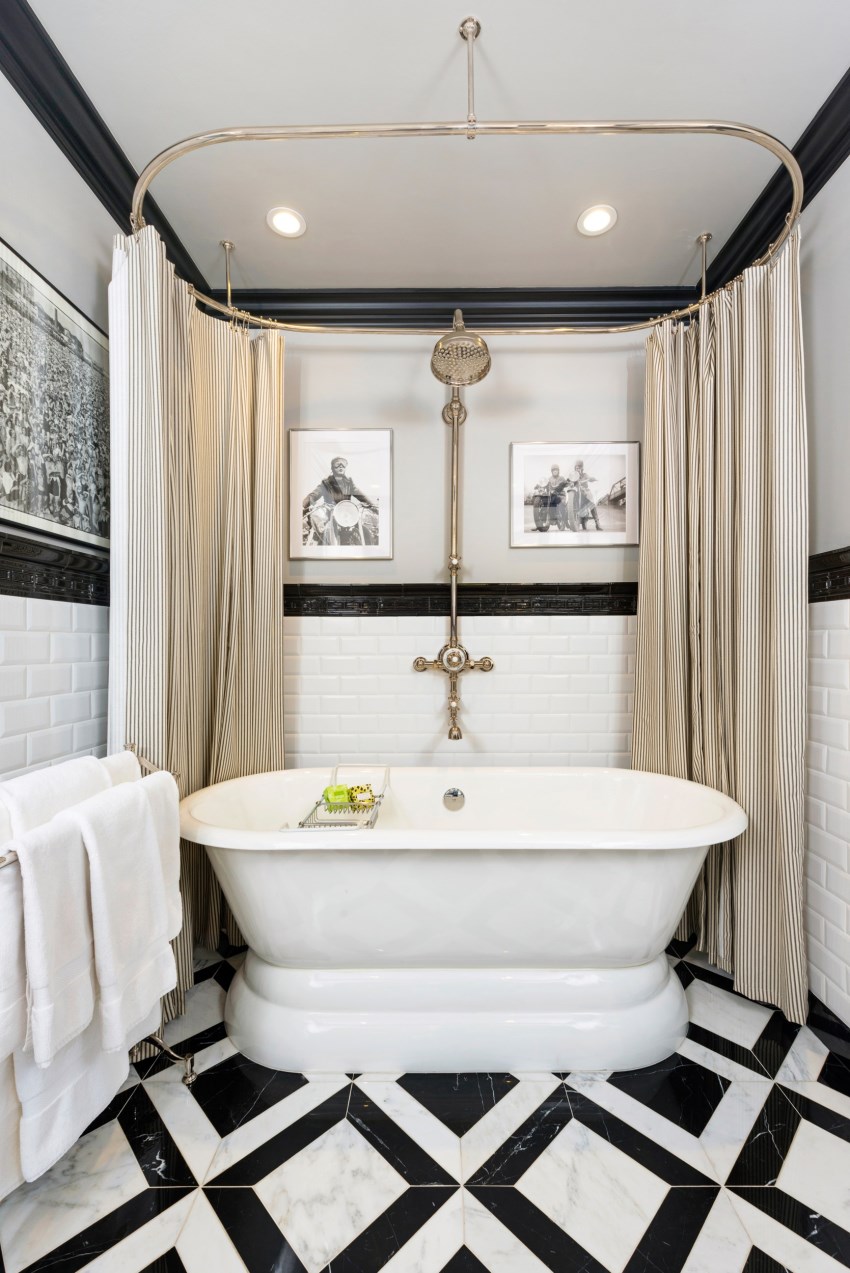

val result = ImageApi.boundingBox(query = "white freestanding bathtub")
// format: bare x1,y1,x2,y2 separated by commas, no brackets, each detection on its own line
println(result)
179,766,747,1073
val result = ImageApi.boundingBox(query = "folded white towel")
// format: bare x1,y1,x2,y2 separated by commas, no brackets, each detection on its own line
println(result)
13,813,96,1067
70,783,177,1052
0,757,109,836
140,771,182,940
0,1056,23,1200
100,750,142,786
0,810,26,1065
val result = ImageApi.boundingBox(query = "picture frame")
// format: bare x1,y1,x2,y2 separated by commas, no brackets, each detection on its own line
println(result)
0,237,109,549
289,428,393,560
510,441,640,548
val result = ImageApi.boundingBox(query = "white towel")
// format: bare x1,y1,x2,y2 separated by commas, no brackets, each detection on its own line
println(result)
0,757,109,836
0,811,26,1064
0,1056,23,1200
100,750,142,786
13,814,96,1067
70,783,177,1052
140,771,182,940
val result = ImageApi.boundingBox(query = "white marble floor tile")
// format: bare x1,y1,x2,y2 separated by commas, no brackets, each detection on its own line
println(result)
175,1188,250,1272
254,1118,408,1273
356,1080,462,1181
77,1190,196,1273
729,1190,848,1273
698,1081,773,1183
775,1118,850,1231
462,1189,552,1273
686,978,774,1049
680,1189,752,1273
564,1072,717,1180
380,1188,464,1272
206,1076,350,1180
460,1077,562,1182
515,1117,669,1273
684,950,734,979
142,1068,222,1185
775,1025,831,1083
0,1121,148,1273
193,1034,238,1075
192,946,221,973
163,978,227,1048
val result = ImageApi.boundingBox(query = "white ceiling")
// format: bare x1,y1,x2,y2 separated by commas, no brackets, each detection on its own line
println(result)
28,0,850,290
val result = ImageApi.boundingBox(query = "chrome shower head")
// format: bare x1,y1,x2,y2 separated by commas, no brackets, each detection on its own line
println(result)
431,309,491,387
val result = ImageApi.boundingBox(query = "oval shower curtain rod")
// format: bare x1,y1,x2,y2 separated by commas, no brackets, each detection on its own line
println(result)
129,18,804,336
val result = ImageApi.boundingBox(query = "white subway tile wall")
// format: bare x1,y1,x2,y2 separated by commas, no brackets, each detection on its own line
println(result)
283,614,636,768
807,598,850,1027
0,595,109,779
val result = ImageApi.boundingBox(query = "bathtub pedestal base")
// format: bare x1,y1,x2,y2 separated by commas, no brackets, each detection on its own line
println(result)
225,952,688,1073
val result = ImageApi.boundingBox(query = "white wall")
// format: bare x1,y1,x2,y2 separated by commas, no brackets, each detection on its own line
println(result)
0,596,108,779
806,599,850,1027
0,73,119,332
284,332,645,585
801,155,850,557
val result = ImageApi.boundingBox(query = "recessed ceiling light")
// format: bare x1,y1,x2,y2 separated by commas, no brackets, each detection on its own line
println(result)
266,206,307,237
577,204,618,236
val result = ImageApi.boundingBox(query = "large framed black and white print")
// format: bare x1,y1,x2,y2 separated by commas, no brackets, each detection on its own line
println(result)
0,239,109,548
289,428,393,560
511,441,640,547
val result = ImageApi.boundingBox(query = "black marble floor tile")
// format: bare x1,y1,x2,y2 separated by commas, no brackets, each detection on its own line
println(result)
438,1247,491,1273
327,1188,458,1273
674,961,695,989
666,935,698,959
117,1084,197,1187
742,1248,792,1273
347,1086,458,1184
192,960,224,986
17,1187,195,1273
135,1021,229,1080
777,1082,850,1143
752,1012,802,1079
214,961,236,991
466,1087,575,1185
730,1187,850,1268
808,995,850,1062
396,1072,519,1136
819,1050,850,1100
685,1022,770,1076
726,1085,801,1187
623,1187,720,1273
208,1087,351,1185
608,1052,730,1137
187,1053,309,1137
140,1250,189,1273
204,1186,308,1272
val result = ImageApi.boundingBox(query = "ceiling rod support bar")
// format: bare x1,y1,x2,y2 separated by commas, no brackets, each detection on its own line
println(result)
220,239,234,308
697,232,712,300
459,16,481,139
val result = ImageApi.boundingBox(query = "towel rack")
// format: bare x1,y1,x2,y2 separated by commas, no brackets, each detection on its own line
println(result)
0,745,175,871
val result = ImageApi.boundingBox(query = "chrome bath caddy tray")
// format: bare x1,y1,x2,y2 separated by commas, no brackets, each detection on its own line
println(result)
298,766,388,830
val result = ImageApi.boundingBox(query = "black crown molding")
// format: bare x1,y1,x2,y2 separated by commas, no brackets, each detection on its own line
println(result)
707,66,850,291
809,546,850,604
0,526,109,607
205,287,696,330
0,0,208,291
284,582,638,617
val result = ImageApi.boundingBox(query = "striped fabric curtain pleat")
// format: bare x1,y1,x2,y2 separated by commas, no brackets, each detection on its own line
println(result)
108,227,285,1025
633,229,808,1024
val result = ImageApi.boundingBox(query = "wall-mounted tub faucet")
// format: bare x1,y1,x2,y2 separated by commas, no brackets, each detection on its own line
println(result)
414,310,494,740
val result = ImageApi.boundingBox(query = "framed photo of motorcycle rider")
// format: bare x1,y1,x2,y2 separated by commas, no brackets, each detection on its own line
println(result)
510,441,640,547
289,428,393,559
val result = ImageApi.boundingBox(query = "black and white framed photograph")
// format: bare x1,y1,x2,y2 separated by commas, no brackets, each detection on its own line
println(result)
289,428,393,560
0,238,109,548
510,441,640,547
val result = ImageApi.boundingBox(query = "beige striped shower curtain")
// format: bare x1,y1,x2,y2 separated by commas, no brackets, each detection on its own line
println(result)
633,229,808,1023
108,227,286,1028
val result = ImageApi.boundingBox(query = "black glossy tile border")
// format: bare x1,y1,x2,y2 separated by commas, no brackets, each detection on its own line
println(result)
0,525,109,607
809,546,850,604
283,582,638,617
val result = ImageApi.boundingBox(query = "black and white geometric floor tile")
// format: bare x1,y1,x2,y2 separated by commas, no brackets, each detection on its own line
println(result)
1,943,850,1273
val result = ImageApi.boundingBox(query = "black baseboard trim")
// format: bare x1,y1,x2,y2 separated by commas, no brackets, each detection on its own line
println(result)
0,526,109,607
809,547,850,603
283,582,638,617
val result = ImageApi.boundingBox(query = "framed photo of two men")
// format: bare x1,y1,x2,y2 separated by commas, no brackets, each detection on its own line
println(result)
510,441,640,548
289,428,393,560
